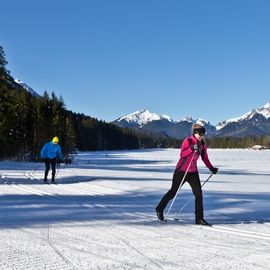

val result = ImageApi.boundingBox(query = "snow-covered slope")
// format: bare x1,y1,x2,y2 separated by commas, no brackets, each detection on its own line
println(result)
115,109,173,127
15,79,40,97
114,102,270,138
215,102,270,137
114,109,216,138
216,102,270,130
257,101,270,117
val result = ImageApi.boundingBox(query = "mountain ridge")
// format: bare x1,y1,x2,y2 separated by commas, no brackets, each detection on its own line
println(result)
14,79,40,97
15,78,270,139
113,102,270,138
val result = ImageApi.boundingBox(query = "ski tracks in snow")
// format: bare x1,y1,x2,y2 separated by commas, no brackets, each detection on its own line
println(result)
1,169,270,269
46,224,80,270
208,224,270,242
0,223,78,270
121,213,270,270
96,220,168,270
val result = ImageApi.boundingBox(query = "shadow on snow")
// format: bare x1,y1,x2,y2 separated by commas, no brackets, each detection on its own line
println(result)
0,188,269,228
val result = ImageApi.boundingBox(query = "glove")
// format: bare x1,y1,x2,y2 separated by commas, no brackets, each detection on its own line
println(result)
210,167,218,174
191,143,202,154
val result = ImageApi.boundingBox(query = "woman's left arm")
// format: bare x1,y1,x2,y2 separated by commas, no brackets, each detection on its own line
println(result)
201,145,213,169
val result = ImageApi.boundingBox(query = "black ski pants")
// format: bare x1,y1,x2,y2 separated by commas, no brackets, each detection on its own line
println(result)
156,170,204,219
44,158,57,181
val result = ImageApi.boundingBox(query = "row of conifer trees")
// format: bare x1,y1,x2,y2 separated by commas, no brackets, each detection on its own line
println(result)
1,44,181,160
0,83,182,160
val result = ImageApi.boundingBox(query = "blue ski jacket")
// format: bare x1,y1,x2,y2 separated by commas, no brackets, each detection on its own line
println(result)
40,141,63,160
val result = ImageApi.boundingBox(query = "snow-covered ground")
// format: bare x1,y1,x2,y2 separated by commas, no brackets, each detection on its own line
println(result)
0,148,270,270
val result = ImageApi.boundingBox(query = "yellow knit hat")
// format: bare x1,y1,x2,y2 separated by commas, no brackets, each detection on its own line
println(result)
52,136,59,144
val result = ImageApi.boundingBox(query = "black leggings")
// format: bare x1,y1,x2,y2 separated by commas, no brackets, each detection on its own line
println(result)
44,158,57,180
156,170,204,219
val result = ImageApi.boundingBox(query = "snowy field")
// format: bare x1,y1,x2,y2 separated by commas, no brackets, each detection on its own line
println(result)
0,148,270,270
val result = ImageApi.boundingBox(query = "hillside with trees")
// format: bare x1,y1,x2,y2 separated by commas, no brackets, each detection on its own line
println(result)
0,45,269,161
0,46,182,160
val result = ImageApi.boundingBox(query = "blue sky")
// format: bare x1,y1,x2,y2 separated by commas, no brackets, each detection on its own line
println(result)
2,0,270,125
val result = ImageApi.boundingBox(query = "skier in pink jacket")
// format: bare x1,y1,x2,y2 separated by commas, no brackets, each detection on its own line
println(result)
155,124,218,225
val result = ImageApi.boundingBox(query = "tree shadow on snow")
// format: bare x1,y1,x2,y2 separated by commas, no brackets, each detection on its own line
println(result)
0,188,269,229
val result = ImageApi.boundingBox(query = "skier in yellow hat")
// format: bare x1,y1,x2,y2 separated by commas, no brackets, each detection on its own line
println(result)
40,137,63,183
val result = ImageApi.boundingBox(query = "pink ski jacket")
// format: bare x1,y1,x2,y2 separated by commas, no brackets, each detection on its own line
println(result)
176,135,213,173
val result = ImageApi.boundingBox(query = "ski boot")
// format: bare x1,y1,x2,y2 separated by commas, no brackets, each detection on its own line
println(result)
195,218,211,226
155,207,164,221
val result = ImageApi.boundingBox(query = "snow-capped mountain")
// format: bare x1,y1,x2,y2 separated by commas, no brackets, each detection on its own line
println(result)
216,102,270,137
15,79,40,97
115,109,173,127
114,109,175,137
216,102,270,130
113,102,270,139
113,109,216,139
257,101,270,118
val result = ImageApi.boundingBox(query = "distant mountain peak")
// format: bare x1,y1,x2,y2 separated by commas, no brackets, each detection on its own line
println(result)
114,109,217,139
116,109,173,126
179,117,194,123
178,117,210,126
216,101,270,130
15,79,40,97
114,101,270,138
196,118,210,126
257,101,270,118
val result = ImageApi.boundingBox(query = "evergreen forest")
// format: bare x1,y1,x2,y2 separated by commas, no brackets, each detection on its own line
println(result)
0,46,181,160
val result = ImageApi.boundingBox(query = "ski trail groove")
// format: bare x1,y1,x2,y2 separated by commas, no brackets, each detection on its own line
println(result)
47,223,81,270
49,224,148,269
98,220,166,270
213,225,270,238
83,207,220,270
206,225,270,242
1,223,78,270
119,212,269,269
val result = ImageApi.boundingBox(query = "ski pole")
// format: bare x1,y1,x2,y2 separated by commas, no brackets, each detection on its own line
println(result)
176,173,213,216
28,164,41,178
167,151,196,215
